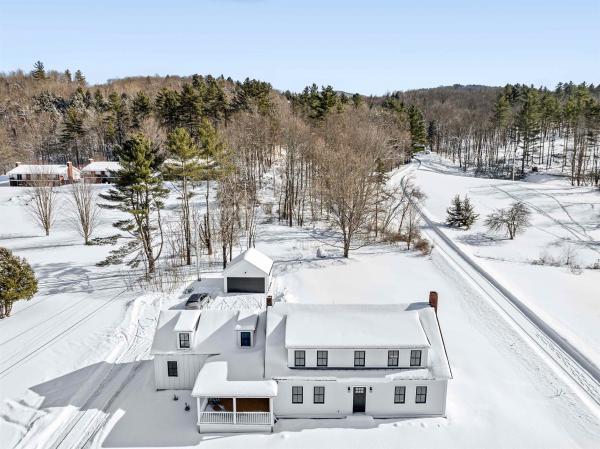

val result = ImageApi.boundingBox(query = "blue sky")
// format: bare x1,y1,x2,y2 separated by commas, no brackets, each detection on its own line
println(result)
0,0,598,94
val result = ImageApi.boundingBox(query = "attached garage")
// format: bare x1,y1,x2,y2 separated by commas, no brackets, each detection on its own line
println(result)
223,248,274,294
226,277,266,293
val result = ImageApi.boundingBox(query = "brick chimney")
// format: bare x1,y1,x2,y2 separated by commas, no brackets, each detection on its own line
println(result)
266,295,273,307
15,162,21,167
429,291,438,313
66,161,73,183
88,158,94,164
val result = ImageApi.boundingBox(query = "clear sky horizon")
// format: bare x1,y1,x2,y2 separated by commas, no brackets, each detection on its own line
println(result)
0,0,598,95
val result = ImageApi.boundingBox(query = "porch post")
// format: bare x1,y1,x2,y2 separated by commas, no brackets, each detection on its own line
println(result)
269,397,274,429
197,398,201,424
233,397,237,424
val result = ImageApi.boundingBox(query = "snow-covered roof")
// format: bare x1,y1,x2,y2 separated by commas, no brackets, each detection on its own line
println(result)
192,360,277,398
285,307,430,349
7,164,80,176
235,310,259,331
265,303,452,381
81,161,121,173
174,310,201,332
224,248,273,276
151,308,263,355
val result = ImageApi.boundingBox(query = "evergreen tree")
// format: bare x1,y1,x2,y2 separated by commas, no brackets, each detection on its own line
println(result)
408,105,427,152
516,88,541,174
460,196,479,229
99,135,168,274
352,93,362,108
155,88,181,132
131,91,151,129
64,69,72,82
446,195,478,229
162,128,202,265
61,106,86,166
446,195,463,227
74,69,86,85
31,61,46,80
0,247,38,318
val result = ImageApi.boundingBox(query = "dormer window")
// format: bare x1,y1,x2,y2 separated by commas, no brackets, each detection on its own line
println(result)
178,332,190,349
240,331,252,347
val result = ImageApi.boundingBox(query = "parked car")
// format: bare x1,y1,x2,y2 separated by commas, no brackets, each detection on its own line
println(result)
185,293,211,309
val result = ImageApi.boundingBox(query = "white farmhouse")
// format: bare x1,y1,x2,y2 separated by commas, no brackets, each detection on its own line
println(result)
81,159,121,183
150,288,451,433
223,248,273,293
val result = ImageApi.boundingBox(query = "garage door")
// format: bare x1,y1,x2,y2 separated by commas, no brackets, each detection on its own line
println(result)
227,277,265,293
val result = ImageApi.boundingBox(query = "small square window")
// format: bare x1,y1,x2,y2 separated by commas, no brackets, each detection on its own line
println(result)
317,350,328,367
354,350,365,367
394,386,406,404
410,350,422,367
240,331,251,347
314,386,325,404
416,386,427,404
179,333,190,349
294,350,305,367
388,350,399,367
292,386,303,404
167,361,178,377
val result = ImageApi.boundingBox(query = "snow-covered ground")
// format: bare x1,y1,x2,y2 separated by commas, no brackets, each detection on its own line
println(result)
408,153,600,370
1,166,599,449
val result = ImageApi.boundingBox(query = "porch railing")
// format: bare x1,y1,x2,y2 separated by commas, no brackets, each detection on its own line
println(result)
199,411,272,426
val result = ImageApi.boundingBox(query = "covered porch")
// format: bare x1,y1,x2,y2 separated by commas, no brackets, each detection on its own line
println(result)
192,360,277,433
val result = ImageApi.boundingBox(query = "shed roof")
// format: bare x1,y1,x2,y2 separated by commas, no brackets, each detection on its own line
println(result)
224,248,273,276
192,360,277,398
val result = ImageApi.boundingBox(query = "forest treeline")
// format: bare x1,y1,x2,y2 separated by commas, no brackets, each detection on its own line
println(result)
0,62,598,269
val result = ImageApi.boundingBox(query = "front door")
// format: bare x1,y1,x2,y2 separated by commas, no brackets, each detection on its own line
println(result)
353,387,366,413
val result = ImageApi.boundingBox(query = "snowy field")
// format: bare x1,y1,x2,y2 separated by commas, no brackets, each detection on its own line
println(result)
408,154,600,370
1,170,599,449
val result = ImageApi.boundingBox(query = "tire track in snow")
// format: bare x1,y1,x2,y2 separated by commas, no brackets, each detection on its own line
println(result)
404,158,600,409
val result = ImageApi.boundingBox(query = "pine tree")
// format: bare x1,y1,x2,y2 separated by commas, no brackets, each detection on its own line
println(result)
460,196,479,229
408,105,427,152
64,69,72,82
74,69,86,85
131,91,151,129
0,247,38,318
99,135,168,274
446,195,463,227
31,61,46,80
162,128,202,265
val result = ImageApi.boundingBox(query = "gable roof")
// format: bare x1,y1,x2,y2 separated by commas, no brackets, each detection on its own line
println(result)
284,306,430,349
224,248,273,276
81,161,121,173
7,164,80,176
265,303,452,381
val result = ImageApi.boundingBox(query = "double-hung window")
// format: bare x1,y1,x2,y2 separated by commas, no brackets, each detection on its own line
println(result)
410,349,422,367
314,386,325,404
416,386,427,404
394,386,406,404
354,350,365,367
388,350,399,367
167,361,178,377
294,350,305,367
292,386,303,404
179,333,190,349
317,350,328,367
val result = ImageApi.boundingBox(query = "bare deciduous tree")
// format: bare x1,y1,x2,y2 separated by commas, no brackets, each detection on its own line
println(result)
26,171,58,236
68,181,100,244
485,201,531,239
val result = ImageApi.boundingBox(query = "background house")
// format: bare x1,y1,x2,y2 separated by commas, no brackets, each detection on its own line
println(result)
7,162,80,186
81,160,121,183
